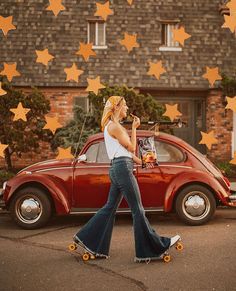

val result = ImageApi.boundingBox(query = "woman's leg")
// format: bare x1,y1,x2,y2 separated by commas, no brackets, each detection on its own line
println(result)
74,168,122,257
114,159,170,260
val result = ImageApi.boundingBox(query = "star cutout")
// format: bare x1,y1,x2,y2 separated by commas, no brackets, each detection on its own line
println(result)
0,15,16,36
56,146,74,159
162,104,182,122
76,42,96,62
202,67,222,87
43,116,62,134
127,0,133,5
64,63,84,83
225,96,236,112
147,61,166,80
230,152,236,165
94,1,113,21
36,49,54,66
86,76,105,95
46,0,66,17
199,131,218,150
0,142,8,158
226,0,236,12
0,62,20,82
222,14,236,33
0,82,7,96
172,26,191,46
119,32,139,53
10,102,31,121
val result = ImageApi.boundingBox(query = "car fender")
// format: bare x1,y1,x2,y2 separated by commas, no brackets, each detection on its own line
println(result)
164,170,229,212
5,174,70,214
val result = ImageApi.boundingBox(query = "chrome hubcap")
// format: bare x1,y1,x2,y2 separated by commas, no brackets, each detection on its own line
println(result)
182,191,210,220
16,195,42,224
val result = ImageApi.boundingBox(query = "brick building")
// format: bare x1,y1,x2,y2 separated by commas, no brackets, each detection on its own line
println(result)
0,0,236,168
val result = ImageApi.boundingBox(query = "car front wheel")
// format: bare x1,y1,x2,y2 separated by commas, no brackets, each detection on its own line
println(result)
9,187,52,229
175,184,216,226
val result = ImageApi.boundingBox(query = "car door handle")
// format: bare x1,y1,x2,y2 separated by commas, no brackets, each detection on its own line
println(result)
133,169,137,173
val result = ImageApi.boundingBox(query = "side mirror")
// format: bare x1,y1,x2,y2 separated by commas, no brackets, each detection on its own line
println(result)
77,154,87,162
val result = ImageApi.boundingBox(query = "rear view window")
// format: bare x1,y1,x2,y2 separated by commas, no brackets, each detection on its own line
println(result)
154,141,184,162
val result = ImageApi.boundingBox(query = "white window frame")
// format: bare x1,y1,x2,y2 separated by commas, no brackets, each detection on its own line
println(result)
159,22,182,52
74,96,93,114
87,21,107,49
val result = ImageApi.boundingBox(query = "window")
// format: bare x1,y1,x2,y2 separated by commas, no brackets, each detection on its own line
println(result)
154,141,184,162
88,21,107,49
159,22,182,52
84,141,109,163
85,143,99,163
97,141,110,163
74,96,93,113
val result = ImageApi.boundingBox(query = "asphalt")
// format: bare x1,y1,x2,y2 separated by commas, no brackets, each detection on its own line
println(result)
0,209,236,291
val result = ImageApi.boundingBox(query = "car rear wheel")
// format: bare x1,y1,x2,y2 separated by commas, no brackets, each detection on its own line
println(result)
9,187,52,229
175,184,216,226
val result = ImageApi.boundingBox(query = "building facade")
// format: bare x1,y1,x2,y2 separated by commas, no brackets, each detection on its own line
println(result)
0,0,236,168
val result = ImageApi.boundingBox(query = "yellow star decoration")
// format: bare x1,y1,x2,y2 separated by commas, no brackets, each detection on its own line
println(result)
46,0,66,17
227,0,236,12
222,14,236,33
64,63,84,83
0,82,7,96
162,104,182,122
202,67,222,87
147,61,166,80
36,49,54,66
119,32,139,53
230,152,236,165
0,62,20,82
127,0,133,5
199,131,218,150
43,116,62,134
225,96,236,112
0,15,16,36
76,42,96,62
56,146,74,159
0,142,8,158
86,76,105,95
172,26,191,46
10,102,31,121
94,1,113,21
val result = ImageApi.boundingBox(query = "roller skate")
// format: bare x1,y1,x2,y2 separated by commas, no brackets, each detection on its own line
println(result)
68,236,96,261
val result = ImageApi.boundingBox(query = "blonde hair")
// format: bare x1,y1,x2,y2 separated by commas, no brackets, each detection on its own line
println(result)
101,96,124,131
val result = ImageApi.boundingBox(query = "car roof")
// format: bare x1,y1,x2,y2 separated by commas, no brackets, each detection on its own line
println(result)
87,130,185,145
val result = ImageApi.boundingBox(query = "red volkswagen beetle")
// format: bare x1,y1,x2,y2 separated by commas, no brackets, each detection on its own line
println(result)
1,130,236,229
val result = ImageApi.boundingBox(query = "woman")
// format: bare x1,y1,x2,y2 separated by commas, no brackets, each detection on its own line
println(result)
73,95,181,262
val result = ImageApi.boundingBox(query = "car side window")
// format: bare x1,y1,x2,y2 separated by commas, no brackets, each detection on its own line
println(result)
84,143,99,163
97,141,110,163
155,141,184,162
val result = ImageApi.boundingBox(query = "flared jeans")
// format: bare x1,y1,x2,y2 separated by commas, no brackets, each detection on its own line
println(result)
74,156,170,262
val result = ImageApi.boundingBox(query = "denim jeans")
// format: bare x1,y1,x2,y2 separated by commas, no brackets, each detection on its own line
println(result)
74,156,171,262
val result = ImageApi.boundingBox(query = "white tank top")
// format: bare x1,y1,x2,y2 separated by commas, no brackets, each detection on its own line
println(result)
104,120,132,160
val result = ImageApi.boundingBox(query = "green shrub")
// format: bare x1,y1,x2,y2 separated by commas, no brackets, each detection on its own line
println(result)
215,161,236,177
0,169,15,187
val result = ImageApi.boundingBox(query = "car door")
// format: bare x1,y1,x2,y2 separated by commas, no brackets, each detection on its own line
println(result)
137,138,186,209
72,140,110,210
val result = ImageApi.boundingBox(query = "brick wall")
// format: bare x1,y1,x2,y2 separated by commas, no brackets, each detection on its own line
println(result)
206,89,233,162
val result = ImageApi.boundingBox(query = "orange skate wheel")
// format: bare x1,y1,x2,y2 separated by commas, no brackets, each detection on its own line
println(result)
68,243,77,251
176,242,184,251
163,254,171,263
82,253,90,261
90,254,96,260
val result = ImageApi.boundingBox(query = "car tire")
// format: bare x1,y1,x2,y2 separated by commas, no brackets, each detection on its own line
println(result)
9,186,52,229
175,184,216,226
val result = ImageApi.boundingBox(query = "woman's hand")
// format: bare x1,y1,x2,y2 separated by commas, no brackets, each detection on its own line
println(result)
130,114,140,129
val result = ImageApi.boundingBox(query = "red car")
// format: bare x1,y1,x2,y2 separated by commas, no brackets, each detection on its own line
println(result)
1,130,236,229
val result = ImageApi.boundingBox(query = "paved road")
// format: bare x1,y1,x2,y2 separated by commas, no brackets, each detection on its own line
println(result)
0,209,236,291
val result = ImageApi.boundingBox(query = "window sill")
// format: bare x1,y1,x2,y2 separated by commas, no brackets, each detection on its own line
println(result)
159,46,182,52
92,45,108,50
